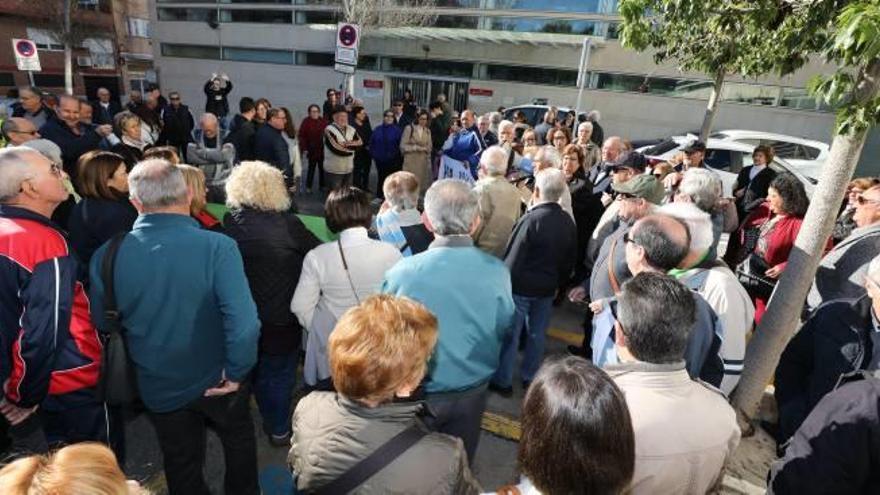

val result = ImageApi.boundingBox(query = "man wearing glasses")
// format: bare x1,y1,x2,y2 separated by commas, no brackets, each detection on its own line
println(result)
0,118,40,147
0,147,107,453
808,185,880,310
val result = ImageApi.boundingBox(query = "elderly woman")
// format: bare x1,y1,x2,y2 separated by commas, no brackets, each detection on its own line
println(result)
725,173,831,323
289,294,480,493
561,144,599,283
68,150,137,264
575,121,601,171
223,161,320,445
521,129,540,160
497,120,531,176
489,357,634,495
111,111,150,169
547,127,572,156
833,177,880,243
733,144,778,220
291,187,403,386
400,110,432,194
375,171,433,256
177,164,222,231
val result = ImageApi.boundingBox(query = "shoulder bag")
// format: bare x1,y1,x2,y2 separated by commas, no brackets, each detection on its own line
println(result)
338,240,361,304
96,233,141,406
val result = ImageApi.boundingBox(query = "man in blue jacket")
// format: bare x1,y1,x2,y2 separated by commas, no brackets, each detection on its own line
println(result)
254,108,291,182
89,158,261,495
370,109,403,200
383,179,515,463
39,95,113,181
441,109,485,181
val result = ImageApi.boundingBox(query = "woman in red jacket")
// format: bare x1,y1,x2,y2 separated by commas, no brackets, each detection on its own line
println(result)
725,173,830,324
298,104,328,193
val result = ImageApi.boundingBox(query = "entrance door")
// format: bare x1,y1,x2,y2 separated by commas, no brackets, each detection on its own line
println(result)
388,76,469,113
82,76,122,103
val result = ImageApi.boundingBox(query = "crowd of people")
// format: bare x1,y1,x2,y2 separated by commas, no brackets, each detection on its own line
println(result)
0,80,878,495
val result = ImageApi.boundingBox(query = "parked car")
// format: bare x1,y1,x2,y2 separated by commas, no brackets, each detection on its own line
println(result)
502,105,586,128
637,137,816,198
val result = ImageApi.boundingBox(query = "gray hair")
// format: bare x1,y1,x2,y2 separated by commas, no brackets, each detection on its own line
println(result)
534,146,562,169
535,167,566,203
576,121,593,135
424,179,479,236
128,159,189,209
480,146,509,176
21,139,62,166
498,120,515,133
489,112,502,124
678,168,722,212
0,147,41,203
115,111,141,132
200,112,218,127
587,110,601,122
1,118,19,139
660,202,715,254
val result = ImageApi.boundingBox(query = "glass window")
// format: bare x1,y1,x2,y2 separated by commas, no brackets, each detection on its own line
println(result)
223,47,293,64
296,51,334,66
433,15,480,29
779,87,820,111
488,17,598,35
486,64,577,87
437,0,617,14
357,56,378,71
157,8,217,22
704,149,734,172
387,57,473,78
722,82,778,106
223,0,292,3
33,74,65,87
127,17,151,38
161,43,221,60
26,28,64,51
221,10,292,23
157,0,215,3
295,10,340,24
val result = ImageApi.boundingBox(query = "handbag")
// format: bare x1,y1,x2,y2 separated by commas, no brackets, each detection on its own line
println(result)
736,254,777,300
308,424,427,495
96,233,141,406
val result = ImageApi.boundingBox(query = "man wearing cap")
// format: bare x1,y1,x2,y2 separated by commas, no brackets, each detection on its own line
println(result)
323,104,362,190
663,140,708,193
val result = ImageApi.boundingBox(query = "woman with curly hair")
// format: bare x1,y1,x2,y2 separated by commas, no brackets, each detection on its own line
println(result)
223,160,321,445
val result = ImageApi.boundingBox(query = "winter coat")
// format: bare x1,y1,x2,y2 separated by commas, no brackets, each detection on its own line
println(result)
503,202,577,297
568,170,601,281
298,117,327,161
289,392,481,494
224,208,321,353
254,125,290,176
808,222,880,311
370,122,403,165
110,141,148,170
733,165,777,219
38,118,103,180
775,295,875,443
91,100,122,126
68,194,138,266
159,104,195,148
472,176,523,259
204,79,233,117
400,124,432,192
225,117,257,163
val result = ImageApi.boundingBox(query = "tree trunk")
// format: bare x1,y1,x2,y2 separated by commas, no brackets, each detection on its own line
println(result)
731,57,880,431
699,69,725,142
63,0,73,95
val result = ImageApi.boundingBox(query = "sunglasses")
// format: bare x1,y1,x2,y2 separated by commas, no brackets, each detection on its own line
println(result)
13,129,38,136
170,97,180,101
616,192,637,200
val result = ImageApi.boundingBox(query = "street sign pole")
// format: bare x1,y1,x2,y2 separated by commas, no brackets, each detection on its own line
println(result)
27,71,35,86
335,23,360,99
574,38,592,115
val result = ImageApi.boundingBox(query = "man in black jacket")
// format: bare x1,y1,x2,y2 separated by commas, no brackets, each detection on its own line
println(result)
775,256,880,445
254,108,290,181
225,97,257,163
91,87,122,126
490,167,577,396
159,91,195,157
769,370,880,494
39,95,113,180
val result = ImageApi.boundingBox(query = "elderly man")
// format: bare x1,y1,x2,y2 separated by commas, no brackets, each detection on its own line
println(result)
607,272,740,494
375,171,433,256
39,95,113,180
255,108,291,177
590,214,724,387
492,168,576,395
159,91,195,157
473,146,523,258
661,202,753,394
382,179,515,462
323,104,362,191
775,254,880,446
441,109,486,181
89,159,260,494
1,117,40,146
92,87,121,126
186,112,235,174
12,87,54,129
125,89,142,112
0,147,106,453
477,114,499,147
78,98,94,125
588,136,627,196
808,184,880,311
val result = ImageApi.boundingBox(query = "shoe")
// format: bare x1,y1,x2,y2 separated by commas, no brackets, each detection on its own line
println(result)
488,382,513,398
269,431,291,447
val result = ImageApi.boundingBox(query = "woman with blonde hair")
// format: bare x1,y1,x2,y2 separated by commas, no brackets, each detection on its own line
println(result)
111,111,151,169
289,294,480,494
177,164,222,231
0,442,147,494
223,161,320,445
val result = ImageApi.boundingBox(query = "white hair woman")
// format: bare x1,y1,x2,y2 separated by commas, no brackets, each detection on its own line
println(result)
375,171,434,257
223,160,321,445
575,121,601,171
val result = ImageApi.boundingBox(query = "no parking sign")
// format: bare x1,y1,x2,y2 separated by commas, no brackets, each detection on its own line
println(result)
12,39,41,72
334,23,360,74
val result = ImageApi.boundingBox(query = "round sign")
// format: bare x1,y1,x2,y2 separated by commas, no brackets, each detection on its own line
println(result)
15,40,36,57
339,24,357,47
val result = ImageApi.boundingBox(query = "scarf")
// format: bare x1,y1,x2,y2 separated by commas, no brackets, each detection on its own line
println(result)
375,208,422,257
122,134,148,151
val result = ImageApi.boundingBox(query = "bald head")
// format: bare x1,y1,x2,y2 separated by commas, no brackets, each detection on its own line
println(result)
461,110,476,129
628,214,691,272
200,113,219,139
602,136,625,163
97,87,111,102
1,117,39,145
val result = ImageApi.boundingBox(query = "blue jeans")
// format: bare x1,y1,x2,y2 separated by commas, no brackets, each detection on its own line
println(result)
253,352,297,436
492,294,554,388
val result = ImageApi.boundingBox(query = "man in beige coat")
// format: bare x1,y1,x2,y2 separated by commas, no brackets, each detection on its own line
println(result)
472,146,522,258
606,272,741,494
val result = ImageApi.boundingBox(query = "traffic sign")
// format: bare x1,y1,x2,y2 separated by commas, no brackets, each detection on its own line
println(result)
334,62,356,75
335,23,360,74
12,39,41,72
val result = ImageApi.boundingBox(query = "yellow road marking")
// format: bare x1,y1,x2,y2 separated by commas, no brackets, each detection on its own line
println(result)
481,411,521,441
547,327,582,346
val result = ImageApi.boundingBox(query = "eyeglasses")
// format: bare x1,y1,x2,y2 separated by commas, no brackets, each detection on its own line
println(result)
12,129,38,136
623,231,636,244
170,97,180,101
48,163,63,177
616,192,636,200
856,195,880,206
524,138,536,143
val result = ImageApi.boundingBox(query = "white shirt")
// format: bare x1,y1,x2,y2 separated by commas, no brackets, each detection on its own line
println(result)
291,227,402,384
749,164,767,181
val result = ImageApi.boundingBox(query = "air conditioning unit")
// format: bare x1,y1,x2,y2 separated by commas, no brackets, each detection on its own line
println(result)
76,56,93,67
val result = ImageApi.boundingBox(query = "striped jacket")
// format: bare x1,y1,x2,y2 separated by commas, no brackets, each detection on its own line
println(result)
0,205,101,408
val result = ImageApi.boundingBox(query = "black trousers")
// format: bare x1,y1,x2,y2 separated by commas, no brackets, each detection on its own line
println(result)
423,384,488,464
353,153,372,192
306,157,325,190
375,158,402,199
148,385,259,495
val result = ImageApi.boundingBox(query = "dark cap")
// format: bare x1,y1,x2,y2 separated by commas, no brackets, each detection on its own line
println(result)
683,140,706,154
612,174,665,204
331,104,348,116
610,152,647,173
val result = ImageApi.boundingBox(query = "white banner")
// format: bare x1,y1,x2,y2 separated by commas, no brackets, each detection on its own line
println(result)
439,155,475,185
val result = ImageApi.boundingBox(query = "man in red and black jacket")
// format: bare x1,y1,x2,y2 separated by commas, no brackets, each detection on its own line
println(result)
0,147,105,454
